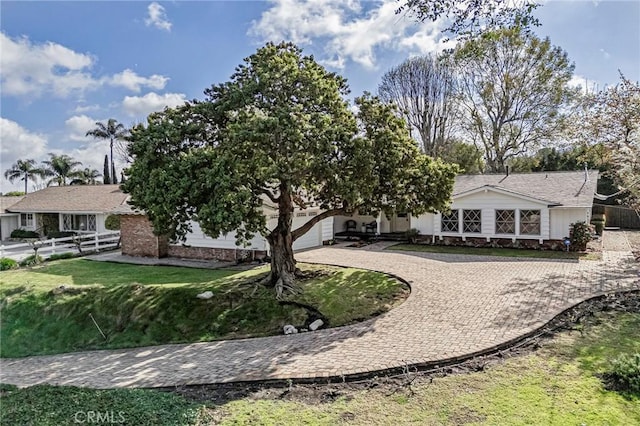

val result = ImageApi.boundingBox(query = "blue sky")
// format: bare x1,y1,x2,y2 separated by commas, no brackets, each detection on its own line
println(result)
1,0,639,193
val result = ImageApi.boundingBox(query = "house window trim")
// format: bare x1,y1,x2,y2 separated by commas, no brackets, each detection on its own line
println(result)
62,214,97,232
495,209,516,235
519,209,541,236
20,213,34,228
440,209,459,233
462,209,482,234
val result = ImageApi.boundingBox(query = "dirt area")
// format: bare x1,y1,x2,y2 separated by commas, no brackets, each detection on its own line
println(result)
166,290,640,407
624,230,640,262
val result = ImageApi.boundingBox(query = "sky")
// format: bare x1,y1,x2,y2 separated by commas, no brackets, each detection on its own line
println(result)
1,0,639,193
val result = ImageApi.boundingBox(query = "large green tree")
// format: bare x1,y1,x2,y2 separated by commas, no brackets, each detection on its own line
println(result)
41,153,83,186
124,43,457,297
86,118,129,184
4,159,44,193
452,27,574,172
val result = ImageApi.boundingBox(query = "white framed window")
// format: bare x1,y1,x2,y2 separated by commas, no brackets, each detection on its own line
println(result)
495,210,515,234
520,210,540,235
20,213,34,228
62,214,97,232
441,210,459,232
296,212,307,217
463,209,482,233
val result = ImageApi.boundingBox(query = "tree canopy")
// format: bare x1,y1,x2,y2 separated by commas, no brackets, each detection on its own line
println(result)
124,42,457,297
397,0,540,38
452,27,574,172
4,159,44,194
378,53,456,157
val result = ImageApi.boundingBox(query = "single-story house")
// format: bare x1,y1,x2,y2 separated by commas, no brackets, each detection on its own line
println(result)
118,169,599,260
115,201,334,261
411,170,598,248
6,185,128,237
0,196,24,240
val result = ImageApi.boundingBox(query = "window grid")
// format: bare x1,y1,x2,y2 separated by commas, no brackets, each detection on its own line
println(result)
463,210,482,233
441,210,459,233
520,210,541,235
495,210,515,234
20,213,34,227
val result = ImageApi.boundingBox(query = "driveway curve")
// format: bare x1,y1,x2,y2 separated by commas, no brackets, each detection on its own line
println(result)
1,232,638,389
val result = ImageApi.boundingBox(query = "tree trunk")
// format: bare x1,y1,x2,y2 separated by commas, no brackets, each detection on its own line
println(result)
265,185,301,298
110,137,114,184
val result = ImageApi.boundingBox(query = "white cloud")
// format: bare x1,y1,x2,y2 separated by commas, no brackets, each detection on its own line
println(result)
0,32,171,99
249,0,450,69
568,74,599,94
65,115,99,141
73,104,101,114
122,92,187,116
0,32,97,97
145,2,172,32
109,69,169,92
0,118,49,192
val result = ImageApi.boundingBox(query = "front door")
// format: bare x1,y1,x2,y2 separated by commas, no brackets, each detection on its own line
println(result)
392,213,410,233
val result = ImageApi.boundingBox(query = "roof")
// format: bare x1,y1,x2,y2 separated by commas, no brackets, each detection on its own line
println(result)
0,196,24,214
7,185,128,213
453,170,599,207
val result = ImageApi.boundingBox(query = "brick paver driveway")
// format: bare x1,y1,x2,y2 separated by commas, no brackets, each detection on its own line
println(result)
1,232,638,389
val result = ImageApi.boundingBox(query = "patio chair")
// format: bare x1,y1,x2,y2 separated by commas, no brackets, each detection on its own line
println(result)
365,221,377,234
345,220,357,232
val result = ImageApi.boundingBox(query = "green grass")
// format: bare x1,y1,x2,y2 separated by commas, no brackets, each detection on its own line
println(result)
3,311,638,425
388,243,600,260
0,384,212,426
0,259,407,357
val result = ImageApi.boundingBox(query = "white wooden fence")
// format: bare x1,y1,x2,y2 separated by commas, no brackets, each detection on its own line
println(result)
0,231,121,262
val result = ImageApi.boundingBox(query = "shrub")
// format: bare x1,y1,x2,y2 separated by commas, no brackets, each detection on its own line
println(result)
20,254,43,267
104,214,121,231
47,231,77,239
569,221,593,251
607,353,640,394
0,257,18,271
48,252,76,261
10,229,39,239
405,228,420,244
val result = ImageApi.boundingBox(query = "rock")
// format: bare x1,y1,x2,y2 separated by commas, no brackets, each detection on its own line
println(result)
309,319,324,331
283,324,298,335
196,291,214,299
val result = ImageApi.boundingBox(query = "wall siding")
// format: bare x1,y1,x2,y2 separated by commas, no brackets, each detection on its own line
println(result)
549,208,589,240
414,189,564,242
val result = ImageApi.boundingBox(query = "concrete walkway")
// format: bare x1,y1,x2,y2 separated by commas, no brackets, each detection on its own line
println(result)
1,231,638,389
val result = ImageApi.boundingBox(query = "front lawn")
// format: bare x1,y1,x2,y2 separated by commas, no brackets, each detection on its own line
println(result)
2,310,638,425
0,259,407,357
388,243,601,260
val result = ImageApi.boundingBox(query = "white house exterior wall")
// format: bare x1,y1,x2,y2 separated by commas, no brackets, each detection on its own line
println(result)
549,208,589,240
0,215,19,240
410,213,434,235
176,210,332,253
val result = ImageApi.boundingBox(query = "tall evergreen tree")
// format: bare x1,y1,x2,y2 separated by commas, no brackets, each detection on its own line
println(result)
103,155,111,184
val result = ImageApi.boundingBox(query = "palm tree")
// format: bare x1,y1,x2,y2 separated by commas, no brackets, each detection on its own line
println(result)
70,168,102,185
86,119,129,184
41,153,83,186
4,159,44,193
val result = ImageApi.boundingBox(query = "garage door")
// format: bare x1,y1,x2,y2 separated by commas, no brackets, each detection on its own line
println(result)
292,213,322,251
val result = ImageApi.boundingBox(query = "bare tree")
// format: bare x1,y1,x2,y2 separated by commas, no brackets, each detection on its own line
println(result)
378,54,456,157
452,27,574,172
